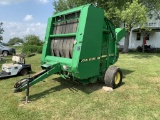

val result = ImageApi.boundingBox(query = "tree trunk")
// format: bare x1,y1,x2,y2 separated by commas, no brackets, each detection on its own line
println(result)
122,31,130,53
142,31,146,52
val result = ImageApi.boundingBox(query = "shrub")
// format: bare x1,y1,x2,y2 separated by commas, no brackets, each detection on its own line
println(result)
37,46,43,53
22,45,42,54
24,34,43,46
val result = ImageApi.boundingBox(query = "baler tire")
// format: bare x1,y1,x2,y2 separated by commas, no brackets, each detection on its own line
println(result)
104,66,122,89
20,69,29,76
2,51,9,56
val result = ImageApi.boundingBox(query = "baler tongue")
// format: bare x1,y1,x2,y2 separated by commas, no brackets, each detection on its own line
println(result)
13,63,60,92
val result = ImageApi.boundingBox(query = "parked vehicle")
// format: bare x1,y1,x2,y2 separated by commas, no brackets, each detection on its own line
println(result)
0,55,31,79
136,45,157,53
0,44,16,56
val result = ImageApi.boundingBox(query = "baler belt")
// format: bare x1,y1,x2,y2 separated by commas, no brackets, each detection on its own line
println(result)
59,39,64,57
53,19,78,34
61,21,66,34
52,39,56,56
62,40,67,57
51,18,78,58
51,39,55,56
69,38,74,58
54,39,60,57
64,38,69,58
57,39,62,57
72,20,78,33
59,23,63,34
66,21,72,33
51,37,75,58
53,23,57,34
55,23,60,34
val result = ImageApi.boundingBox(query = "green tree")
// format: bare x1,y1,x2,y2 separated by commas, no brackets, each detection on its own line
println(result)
53,0,160,53
53,0,97,13
24,34,43,46
53,0,124,25
8,37,24,45
140,0,160,20
0,22,4,42
53,0,68,13
140,0,160,11
119,0,160,53
121,0,148,53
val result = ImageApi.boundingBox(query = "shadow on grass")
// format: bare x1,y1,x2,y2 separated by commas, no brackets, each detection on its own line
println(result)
0,71,35,81
0,75,18,80
27,76,126,101
27,78,104,101
121,68,134,78
132,55,153,59
124,52,160,58
30,71,36,74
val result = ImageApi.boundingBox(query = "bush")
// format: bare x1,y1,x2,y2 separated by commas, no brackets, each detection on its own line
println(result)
156,48,160,53
22,45,42,54
37,46,43,53
24,34,43,46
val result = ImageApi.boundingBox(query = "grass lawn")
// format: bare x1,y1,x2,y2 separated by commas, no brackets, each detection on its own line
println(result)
0,53,159,120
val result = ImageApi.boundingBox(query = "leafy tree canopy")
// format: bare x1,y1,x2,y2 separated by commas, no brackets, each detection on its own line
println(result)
53,0,160,25
0,22,4,42
8,37,24,45
121,0,148,31
52,0,160,53
24,34,43,46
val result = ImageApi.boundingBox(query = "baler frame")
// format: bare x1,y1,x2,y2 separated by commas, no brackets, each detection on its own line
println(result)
14,4,126,93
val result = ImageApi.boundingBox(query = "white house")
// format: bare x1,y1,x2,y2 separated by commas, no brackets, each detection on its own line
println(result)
119,11,160,49
13,42,23,46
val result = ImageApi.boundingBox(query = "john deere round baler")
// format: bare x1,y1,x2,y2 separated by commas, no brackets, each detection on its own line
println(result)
14,4,126,92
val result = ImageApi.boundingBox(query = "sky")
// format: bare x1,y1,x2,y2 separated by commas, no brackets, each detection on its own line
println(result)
0,0,54,43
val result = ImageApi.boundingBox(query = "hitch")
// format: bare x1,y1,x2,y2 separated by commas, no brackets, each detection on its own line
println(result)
14,63,60,92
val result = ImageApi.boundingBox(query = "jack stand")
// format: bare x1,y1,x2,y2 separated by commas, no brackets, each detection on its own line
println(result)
26,79,30,103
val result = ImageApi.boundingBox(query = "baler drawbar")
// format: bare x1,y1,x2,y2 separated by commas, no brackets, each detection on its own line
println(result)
14,4,126,93
14,63,60,92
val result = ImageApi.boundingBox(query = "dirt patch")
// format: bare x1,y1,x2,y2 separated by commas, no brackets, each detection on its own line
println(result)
147,77,160,83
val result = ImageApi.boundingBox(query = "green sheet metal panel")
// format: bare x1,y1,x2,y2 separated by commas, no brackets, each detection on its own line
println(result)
75,5,104,79
41,17,54,64
79,5,104,59
115,28,126,42
71,5,89,72
77,60,100,79
45,56,72,66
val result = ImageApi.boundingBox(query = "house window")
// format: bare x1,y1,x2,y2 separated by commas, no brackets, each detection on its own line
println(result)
136,33,141,40
146,33,150,40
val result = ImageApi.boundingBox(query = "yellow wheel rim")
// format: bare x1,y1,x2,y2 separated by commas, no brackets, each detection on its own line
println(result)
115,72,121,85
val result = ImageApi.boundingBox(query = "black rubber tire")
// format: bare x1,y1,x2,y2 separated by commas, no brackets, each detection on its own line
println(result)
104,66,122,89
2,51,9,56
20,69,29,76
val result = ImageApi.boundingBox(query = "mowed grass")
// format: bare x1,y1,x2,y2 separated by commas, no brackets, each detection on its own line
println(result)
0,53,160,120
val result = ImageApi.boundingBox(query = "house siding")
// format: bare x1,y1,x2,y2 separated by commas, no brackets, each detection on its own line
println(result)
119,32,160,49
119,10,160,49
